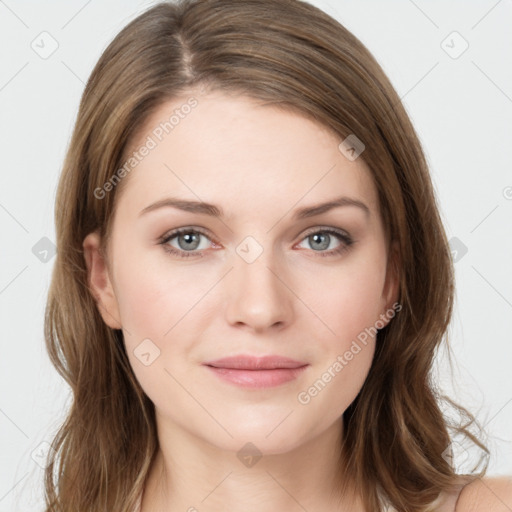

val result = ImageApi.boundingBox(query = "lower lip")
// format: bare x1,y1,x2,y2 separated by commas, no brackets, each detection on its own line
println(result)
204,365,308,388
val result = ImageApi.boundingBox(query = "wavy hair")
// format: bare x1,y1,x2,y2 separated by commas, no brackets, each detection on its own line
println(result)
43,0,489,510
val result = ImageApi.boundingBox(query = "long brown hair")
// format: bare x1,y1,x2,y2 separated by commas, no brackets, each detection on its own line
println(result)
43,0,489,510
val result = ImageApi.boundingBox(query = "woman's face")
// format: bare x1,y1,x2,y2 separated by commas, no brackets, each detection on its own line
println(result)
84,91,399,454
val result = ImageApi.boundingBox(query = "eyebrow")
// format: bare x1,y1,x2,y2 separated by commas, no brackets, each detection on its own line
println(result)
138,195,370,220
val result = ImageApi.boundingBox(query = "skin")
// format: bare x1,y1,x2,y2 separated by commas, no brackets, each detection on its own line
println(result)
456,477,512,511
83,90,402,511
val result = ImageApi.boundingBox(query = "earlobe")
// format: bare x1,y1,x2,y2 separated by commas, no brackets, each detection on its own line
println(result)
82,230,122,330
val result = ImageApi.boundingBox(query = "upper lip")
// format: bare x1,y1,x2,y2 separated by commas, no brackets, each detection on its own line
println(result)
203,355,308,370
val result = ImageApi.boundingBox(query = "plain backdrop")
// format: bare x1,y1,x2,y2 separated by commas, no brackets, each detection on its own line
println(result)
0,0,511,510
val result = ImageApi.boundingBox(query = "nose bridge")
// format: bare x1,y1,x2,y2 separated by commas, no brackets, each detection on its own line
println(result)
224,234,293,330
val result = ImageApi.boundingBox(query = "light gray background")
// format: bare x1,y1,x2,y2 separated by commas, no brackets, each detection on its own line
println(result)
1,0,511,510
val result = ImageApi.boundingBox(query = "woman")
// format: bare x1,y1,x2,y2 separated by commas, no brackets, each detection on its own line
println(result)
43,0,511,510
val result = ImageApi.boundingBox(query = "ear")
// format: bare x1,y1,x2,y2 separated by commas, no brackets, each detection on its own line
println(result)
379,239,401,328
82,230,122,329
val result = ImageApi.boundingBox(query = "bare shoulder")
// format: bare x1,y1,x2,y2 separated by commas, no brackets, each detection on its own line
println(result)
455,476,512,511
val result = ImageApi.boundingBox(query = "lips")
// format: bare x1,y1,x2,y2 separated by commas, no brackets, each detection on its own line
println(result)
203,355,309,388
203,355,308,370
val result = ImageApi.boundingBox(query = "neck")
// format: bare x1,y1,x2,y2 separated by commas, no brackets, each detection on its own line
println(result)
141,414,362,511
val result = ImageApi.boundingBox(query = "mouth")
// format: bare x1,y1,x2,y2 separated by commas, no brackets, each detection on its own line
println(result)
202,355,309,388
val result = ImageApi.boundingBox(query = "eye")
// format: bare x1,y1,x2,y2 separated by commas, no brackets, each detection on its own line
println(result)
158,226,354,259
159,227,215,258
295,228,354,257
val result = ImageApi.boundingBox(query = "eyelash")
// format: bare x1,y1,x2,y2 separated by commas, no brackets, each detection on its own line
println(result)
158,226,354,259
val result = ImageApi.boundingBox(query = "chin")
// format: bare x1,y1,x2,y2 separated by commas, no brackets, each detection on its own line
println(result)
203,417,314,456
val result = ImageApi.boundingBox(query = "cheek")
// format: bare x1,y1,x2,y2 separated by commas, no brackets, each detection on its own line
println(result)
116,266,194,404
294,247,386,408
114,268,171,339
304,248,388,343
113,247,205,340
113,253,215,390
296,279,380,424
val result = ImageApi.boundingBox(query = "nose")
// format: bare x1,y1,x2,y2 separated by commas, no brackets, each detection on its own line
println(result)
224,247,294,333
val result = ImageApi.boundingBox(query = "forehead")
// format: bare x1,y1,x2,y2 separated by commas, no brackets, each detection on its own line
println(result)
115,92,378,220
